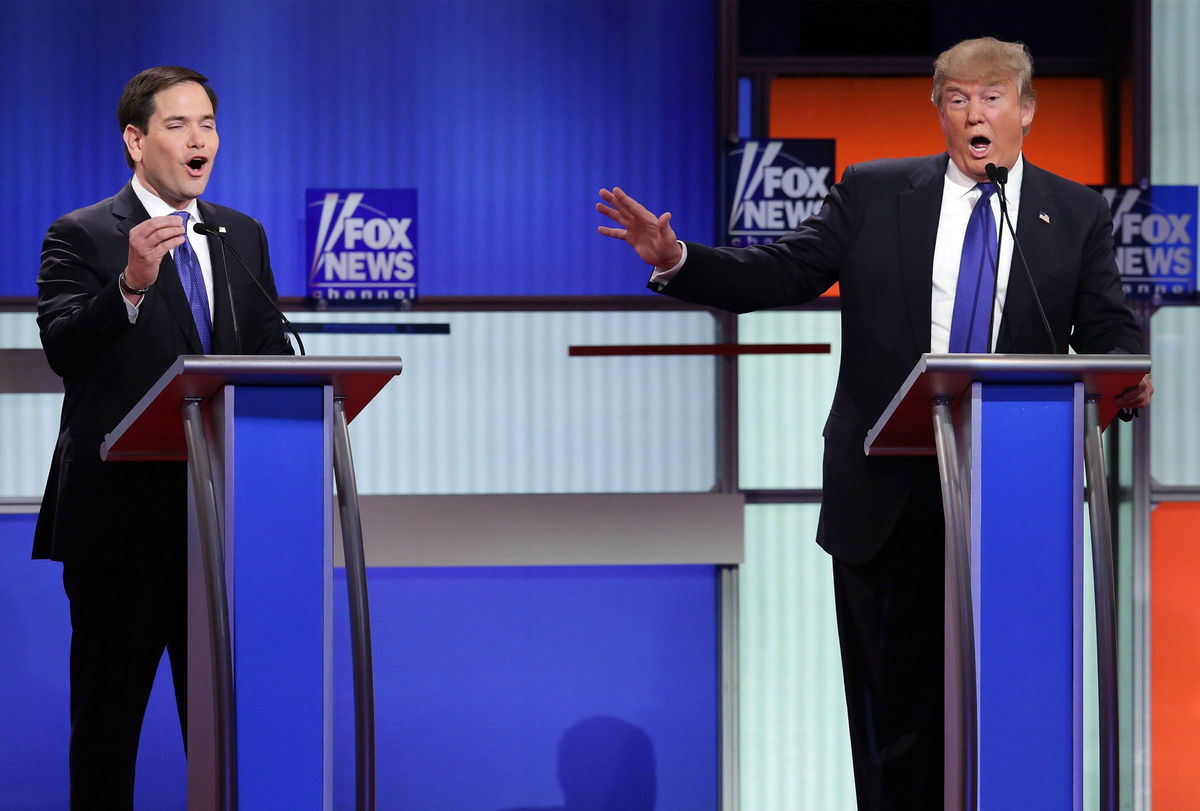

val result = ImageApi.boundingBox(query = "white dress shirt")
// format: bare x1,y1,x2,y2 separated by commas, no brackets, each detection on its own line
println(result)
125,175,216,323
930,155,1023,353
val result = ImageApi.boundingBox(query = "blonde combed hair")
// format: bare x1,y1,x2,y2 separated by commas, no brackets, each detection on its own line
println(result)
931,37,1036,106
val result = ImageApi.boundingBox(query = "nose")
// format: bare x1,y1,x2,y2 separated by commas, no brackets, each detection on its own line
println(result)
188,125,206,148
965,98,986,124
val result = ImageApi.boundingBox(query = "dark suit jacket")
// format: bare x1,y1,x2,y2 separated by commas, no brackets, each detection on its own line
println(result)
660,154,1143,564
34,182,293,563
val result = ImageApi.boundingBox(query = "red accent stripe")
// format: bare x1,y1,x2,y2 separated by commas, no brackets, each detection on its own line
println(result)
568,343,831,357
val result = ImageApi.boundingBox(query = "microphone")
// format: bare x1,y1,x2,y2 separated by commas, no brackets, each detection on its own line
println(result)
193,222,307,356
194,222,242,353
984,163,1057,354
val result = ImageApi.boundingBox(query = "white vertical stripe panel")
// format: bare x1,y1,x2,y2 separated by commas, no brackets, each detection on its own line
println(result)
738,311,841,489
0,314,59,497
1152,0,1200,187
1151,1,1200,486
1148,307,1200,485
290,310,716,493
0,312,42,347
1,310,715,497
740,503,855,810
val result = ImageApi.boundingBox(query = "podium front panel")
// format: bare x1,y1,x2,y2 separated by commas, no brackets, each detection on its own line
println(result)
229,385,333,807
971,381,1084,808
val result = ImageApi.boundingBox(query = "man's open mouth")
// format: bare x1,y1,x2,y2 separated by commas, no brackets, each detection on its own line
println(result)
969,136,991,157
186,157,208,175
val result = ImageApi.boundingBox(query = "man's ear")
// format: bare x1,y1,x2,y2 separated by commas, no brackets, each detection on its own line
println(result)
1020,99,1036,131
123,125,144,164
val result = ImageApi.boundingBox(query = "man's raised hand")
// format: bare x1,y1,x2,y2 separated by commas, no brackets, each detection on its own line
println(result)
596,187,684,269
124,215,188,294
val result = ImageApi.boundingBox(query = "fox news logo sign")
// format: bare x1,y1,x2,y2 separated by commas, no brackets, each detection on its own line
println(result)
1095,185,1197,302
306,189,417,301
726,139,835,246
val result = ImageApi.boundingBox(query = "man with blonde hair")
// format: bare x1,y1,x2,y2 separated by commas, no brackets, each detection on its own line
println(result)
597,36,1151,808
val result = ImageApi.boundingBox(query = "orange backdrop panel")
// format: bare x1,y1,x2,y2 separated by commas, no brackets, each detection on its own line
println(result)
768,76,1108,186
1151,501,1200,807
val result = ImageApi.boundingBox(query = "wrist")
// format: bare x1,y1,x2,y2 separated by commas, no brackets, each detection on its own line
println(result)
119,271,151,296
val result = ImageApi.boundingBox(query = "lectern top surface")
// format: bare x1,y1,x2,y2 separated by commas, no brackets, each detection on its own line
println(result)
865,353,1151,456
101,355,403,461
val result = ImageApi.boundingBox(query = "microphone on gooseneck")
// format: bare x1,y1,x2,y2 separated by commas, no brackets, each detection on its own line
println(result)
193,222,307,356
985,162,1058,355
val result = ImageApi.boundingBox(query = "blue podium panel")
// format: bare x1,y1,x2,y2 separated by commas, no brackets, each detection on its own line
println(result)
976,383,1082,809
333,565,721,810
230,385,332,808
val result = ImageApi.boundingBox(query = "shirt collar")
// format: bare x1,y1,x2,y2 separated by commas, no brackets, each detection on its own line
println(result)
130,174,202,223
944,153,1024,201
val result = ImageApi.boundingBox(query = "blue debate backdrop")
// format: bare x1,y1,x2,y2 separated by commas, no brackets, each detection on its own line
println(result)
0,0,717,298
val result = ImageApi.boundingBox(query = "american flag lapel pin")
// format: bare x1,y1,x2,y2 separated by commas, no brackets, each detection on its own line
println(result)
1039,211,1051,224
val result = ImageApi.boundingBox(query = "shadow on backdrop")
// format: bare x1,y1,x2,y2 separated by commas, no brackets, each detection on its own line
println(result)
501,715,657,811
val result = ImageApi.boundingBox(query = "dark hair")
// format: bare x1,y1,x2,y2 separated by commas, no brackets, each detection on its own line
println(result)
118,66,217,169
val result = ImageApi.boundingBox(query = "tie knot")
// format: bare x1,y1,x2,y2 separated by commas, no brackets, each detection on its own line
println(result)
172,210,191,225
976,183,996,200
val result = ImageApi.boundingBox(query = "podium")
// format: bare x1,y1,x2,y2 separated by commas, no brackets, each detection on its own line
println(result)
866,354,1150,811
101,355,404,810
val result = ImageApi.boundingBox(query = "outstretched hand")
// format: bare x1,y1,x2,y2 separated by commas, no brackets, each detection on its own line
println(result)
596,187,683,269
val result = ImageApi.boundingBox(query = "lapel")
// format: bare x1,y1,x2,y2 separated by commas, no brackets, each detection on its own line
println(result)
197,199,239,354
997,161,1058,352
896,154,949,355
112,183,204,354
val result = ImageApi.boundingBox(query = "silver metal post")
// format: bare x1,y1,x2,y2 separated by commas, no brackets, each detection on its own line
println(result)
1084,397,1120,811
1130,309,1153,811
332,396,376,811
719,564,740,811
932,398,976,811
182,397,237,810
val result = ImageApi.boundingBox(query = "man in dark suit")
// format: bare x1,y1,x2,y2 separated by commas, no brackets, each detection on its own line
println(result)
597,38,1152,808
34,66,292,807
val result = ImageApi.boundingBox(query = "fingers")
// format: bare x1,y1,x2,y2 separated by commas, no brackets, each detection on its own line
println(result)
126,216,187,287
132,216,187,251
599,187,653,222
597,225,628,239
1114,375,1154,409
595,201,624,225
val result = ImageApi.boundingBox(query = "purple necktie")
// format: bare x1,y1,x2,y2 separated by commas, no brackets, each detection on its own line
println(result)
170,211,213,354
948,183,998,353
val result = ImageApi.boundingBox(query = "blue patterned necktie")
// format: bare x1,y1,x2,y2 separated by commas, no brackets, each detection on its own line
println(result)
170,211,213,353
948,183,998,353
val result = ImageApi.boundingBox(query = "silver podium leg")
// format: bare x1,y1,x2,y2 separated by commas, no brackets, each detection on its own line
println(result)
182,397,237,810
932,397,976,811
332,396,376,811
1084,397,1119,811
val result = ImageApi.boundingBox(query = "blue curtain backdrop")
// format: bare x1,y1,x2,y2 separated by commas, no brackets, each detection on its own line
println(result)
0,0,716,298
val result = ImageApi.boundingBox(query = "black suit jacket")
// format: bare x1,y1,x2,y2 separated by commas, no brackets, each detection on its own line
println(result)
34,182,293,563
661,154,1143,564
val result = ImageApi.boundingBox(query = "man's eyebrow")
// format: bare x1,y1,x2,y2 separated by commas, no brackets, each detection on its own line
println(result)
943,81,1007,95
160,114,217,123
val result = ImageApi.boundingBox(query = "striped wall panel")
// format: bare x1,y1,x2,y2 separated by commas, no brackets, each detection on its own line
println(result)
1150,0,1200,487
738,310,841,489
290,310,717,493
740,503,855,810
1148,307,1200,485
0,311,717,497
